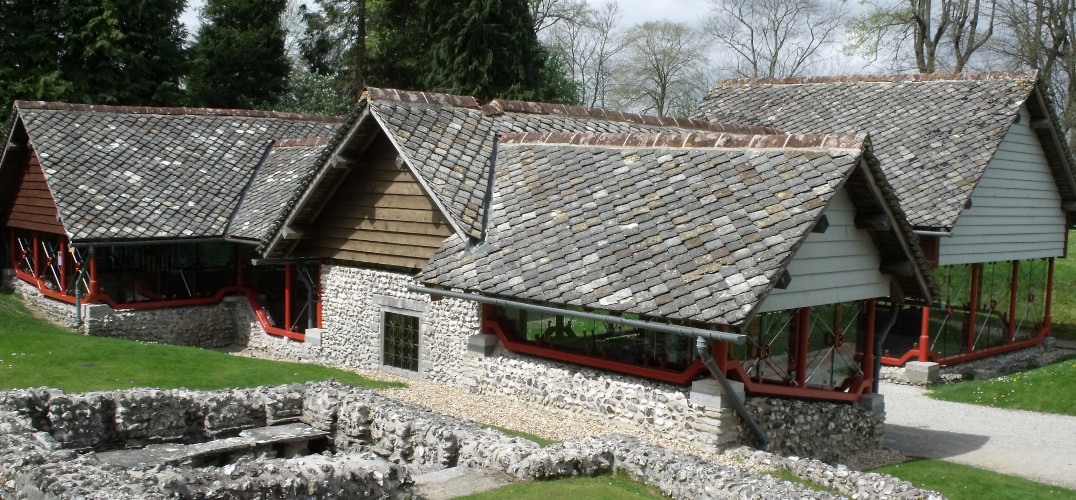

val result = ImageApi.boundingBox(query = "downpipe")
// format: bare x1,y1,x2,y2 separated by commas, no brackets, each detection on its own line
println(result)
872,303,902,393
696,337,769,451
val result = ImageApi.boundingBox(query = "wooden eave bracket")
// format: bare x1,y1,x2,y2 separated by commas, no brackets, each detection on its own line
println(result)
854,213,891,231
330,154,359,169
282,226,308,240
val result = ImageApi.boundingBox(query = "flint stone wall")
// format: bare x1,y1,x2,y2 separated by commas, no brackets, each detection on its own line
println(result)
7,276,237,348
744,397,885,464
0,382,941,500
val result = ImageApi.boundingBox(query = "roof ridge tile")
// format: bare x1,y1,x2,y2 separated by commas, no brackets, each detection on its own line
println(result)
272,137,331,148
714,69,1038,87
499,131,867,150
14,101,344,122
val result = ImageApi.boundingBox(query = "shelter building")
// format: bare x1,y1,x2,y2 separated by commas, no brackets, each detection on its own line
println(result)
694,71,1076,366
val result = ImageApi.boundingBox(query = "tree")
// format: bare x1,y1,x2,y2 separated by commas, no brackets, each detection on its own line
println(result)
610,20,711,116
270,70,353,116
529,0,589,34
847,0,997,73
707,0,844,78
298,0,368,98
425,0,579,102
59,0,187,106
187,0,290,109
544,1,625,107
0,0,67,120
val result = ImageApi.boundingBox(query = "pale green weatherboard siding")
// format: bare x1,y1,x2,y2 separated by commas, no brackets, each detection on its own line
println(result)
939,106,1067,266
758,188,891,312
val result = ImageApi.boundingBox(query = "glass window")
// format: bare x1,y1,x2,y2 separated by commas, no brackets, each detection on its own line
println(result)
383,311,419,371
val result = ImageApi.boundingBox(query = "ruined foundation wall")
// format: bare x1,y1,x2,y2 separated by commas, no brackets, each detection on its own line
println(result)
745,397,885,464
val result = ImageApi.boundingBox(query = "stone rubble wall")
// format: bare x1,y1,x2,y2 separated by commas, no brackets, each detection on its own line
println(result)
0,382,942,500
83,301,238,348
744,397,885,464
464,347,740,449
6,276,237,348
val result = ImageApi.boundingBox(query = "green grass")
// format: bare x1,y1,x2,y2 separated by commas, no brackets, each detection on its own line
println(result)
927,356,1076,415
1050,231,1076,342
874,459,1076,500
458,471,666,500
485,425,560,447
0,290,402,392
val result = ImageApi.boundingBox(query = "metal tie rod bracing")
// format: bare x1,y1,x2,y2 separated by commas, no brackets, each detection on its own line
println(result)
407,286,746,345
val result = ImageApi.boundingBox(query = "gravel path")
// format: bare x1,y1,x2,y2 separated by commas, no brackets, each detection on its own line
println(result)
879,380,1076,489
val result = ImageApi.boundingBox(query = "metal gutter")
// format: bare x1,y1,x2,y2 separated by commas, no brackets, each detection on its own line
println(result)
912,230,952,238
406,285,746,344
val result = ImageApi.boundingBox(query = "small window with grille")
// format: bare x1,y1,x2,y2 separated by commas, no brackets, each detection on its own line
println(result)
383,311,419,371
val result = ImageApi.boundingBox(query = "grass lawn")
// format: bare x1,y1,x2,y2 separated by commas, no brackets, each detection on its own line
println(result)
484,425,560,447
1050,231,1076,342
0,289,401,392
458,471,666,500
927,356,1076,416
874,459,1076,500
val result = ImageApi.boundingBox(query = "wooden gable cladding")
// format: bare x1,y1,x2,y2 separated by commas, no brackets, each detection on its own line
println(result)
4,151,65,234
297,134,454,271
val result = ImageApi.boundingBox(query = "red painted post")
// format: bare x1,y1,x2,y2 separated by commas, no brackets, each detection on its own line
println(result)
1008,260,1019,343
284,263,293,332
918,306,930,362
315,260,323,328
967,263,980,354
796,307,810,388
32,231,40,280
89,249,99,301
59,239,67,294
862,299,876,386
1044,258,1054,333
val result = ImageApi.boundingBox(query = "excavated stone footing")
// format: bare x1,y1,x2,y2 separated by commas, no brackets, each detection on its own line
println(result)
0,381,942,499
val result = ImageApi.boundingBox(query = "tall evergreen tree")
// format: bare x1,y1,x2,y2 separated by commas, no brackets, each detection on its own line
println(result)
0,0,67,120
298,0,368,99
187,0,290,109
59,0,187,106
365,0,429,91
425,0,578,102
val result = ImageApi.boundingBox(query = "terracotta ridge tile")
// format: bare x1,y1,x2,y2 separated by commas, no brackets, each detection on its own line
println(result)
713,70,1038,87
14,101,345,122
499,131,868,150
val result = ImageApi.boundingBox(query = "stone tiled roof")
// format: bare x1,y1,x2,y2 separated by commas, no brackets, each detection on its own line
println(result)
692,71,1051,229
364,88,781,240
421,131,897,327
9,102,343,243
229,138,330,244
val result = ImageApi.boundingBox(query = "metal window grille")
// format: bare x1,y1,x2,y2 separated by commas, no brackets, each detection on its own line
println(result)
383,312,419,371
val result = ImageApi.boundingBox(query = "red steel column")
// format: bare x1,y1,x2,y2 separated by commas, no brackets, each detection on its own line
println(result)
967,263,980,354
796,307,810,388
59,239,67,294
89,250,99,301
1008,260,1019,343
918,306,930,362
32,232,40,280
284,263,293,332
316,260,323,328
863,299,876,386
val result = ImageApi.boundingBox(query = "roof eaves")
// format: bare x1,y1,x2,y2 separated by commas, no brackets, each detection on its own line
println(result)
13,100,346,123
1025,83,1076,222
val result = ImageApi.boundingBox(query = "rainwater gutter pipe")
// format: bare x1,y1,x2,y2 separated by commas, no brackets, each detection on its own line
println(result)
872,303,903,393
407,285,771,450
696,337,769,450
405,285,745,343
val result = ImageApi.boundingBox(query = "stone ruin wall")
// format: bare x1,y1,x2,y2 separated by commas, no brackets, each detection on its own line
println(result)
6,266,885,464
0,381,940,500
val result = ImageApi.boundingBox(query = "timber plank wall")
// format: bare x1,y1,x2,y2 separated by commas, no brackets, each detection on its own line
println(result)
300,135,454,271
4,150,66,234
